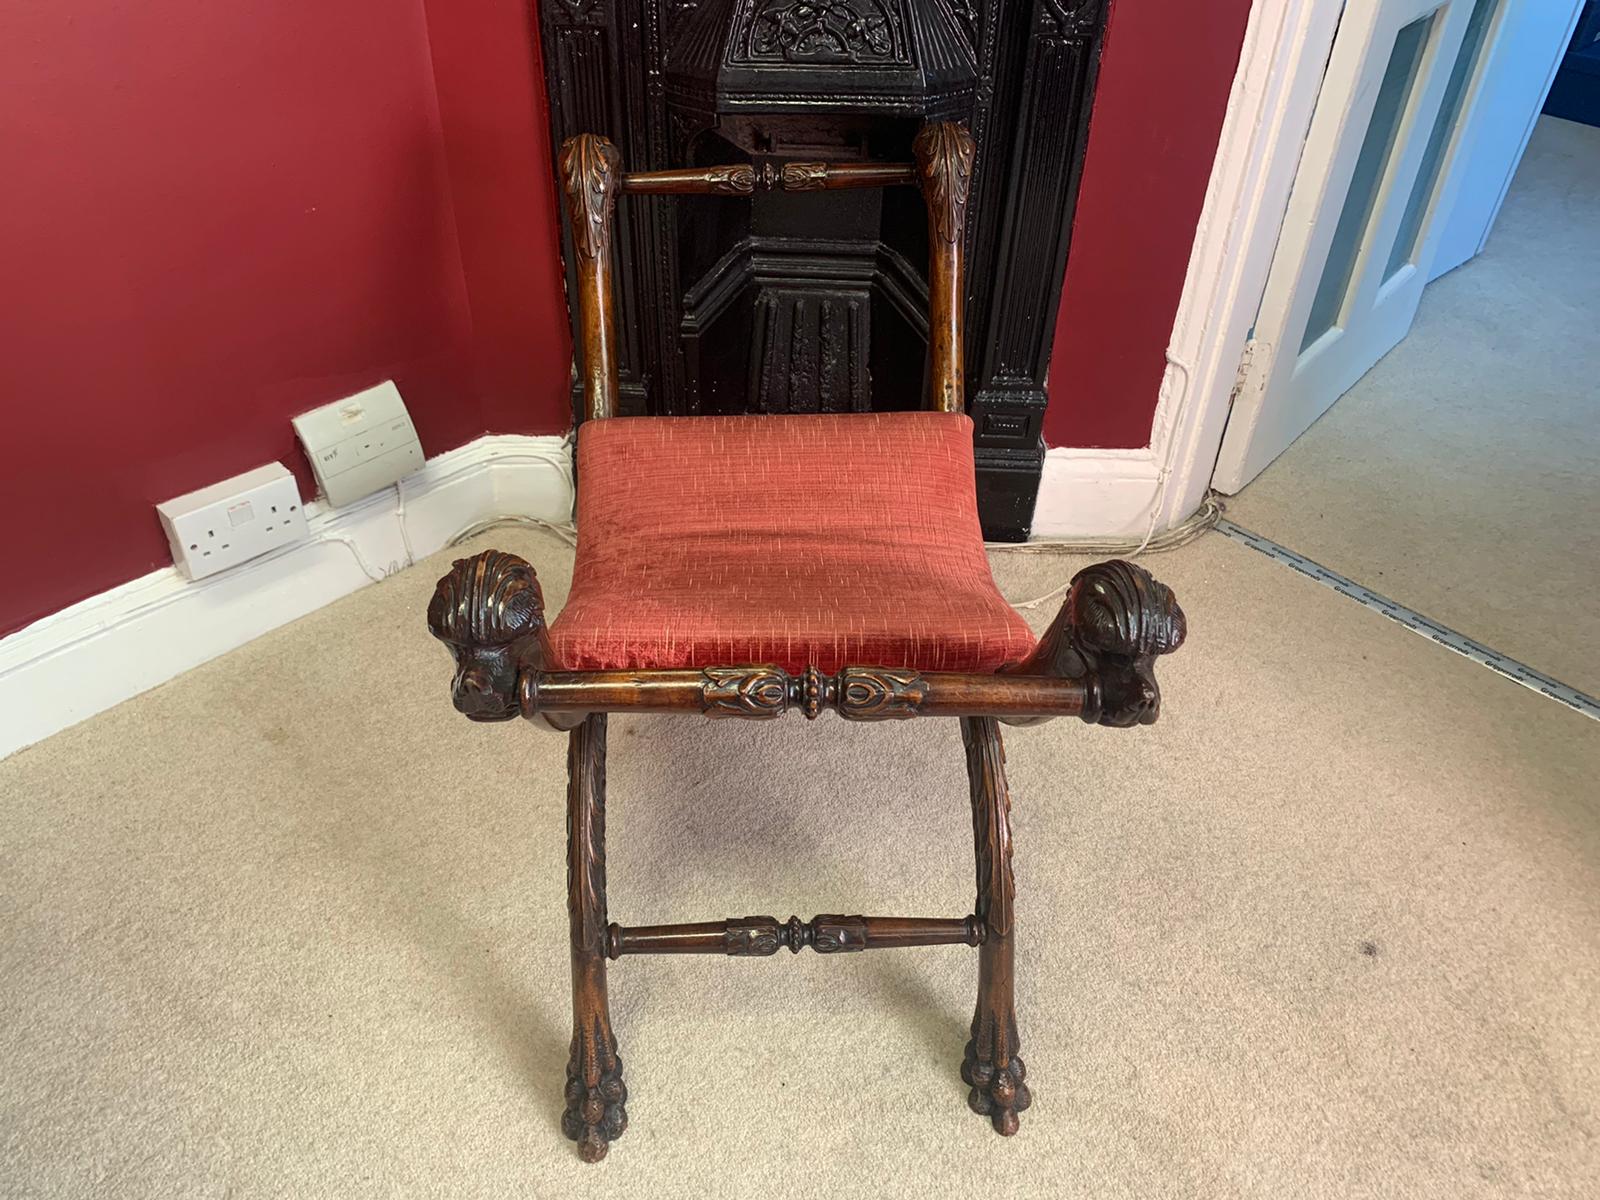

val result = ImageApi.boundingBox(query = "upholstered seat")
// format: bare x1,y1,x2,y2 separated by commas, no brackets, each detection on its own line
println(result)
548,411,1037,673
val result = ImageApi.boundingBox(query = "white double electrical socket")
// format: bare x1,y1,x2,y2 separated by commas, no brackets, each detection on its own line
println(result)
292,380,424,507
157,463,310,581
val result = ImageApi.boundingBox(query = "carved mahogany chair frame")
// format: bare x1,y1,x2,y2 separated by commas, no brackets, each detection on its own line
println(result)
426,123,1185,1162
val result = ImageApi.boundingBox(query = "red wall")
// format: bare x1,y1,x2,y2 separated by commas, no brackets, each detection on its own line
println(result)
0,1,570,636
422,0,572,432
1,0,1250,636
1043,0,1254,448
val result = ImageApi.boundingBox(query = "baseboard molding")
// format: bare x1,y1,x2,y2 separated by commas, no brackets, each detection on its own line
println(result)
0,434,573,761
1029,445,1163,540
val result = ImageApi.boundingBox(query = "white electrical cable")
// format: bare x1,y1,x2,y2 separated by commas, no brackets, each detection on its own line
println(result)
997,495,1223,611
996,348,1211,610
1130,348,1191,557
395,478,417,569
317,533,396,583
448,515,579,549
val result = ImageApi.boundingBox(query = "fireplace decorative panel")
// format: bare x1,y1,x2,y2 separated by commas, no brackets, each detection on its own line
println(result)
539,0,1106,539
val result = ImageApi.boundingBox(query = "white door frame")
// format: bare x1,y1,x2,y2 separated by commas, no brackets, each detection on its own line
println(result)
1032,0,1346,539
1143,0,1350,533
985,0,1572,540
1104,0,1580,537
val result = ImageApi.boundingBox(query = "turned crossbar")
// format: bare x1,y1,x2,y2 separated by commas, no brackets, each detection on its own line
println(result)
520,665,1086,723
619,161,918,194
606,915,984,958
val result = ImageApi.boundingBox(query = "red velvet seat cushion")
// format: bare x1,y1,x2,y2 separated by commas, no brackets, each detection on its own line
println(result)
548,412,1036,673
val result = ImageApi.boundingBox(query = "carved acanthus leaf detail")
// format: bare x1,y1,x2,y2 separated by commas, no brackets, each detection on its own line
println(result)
810,915,869,953
780,162,829,191
961,714,1029,1136
695,665,938,721
913,122,975,245
726,916,783,955
835,667,927,720
963,717,1013,939
726,914,868,953
707,164,757,194
562,714,626,1163
559,133,621,262
569,716,609,958
701,666,791,718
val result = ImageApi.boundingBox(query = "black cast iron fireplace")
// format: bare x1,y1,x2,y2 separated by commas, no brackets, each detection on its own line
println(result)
539,0,1107,538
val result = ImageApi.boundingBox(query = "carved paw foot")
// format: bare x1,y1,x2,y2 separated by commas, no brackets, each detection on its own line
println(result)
961,1040,1030,1135
561,1053,627,1163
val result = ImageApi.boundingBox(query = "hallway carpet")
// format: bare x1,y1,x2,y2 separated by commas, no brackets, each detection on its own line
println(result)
1225,116,1600,698
2,526,1596,1198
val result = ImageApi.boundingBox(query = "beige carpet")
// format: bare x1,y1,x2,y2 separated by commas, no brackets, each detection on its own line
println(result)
2,525,1597,1198
1225,116,1600,697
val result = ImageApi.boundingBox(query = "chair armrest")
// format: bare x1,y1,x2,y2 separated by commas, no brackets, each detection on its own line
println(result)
1003,560,1187,727
427,552,1184,730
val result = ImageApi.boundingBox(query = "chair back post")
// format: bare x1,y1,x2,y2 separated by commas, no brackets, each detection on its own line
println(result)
559,134,623,421
913,122,976,415
559,124,973,419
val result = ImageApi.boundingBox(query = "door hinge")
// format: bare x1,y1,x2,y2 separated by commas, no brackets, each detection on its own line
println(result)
1229,338,1270,409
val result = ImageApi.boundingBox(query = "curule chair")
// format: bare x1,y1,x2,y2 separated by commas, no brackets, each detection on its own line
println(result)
425,122,1186,1162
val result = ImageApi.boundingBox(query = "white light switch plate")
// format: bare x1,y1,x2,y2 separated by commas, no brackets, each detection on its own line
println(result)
157,463,309,580
292,380,424,507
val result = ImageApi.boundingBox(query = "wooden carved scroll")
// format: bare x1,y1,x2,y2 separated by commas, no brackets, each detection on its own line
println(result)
559,133,623,420
913,122,975,414
1006,559,1187,728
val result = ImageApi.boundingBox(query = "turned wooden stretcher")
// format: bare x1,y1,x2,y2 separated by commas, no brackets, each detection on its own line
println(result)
426,122,1185,1162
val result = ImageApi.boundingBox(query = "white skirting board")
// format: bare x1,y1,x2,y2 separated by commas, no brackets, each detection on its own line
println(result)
1029,445,1165,540
0,435,573,761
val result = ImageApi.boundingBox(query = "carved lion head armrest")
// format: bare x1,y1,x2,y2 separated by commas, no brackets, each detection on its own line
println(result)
426,550,552,722
1006,559,1186,728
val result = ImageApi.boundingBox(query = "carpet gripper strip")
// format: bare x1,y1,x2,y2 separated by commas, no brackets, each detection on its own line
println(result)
1217,520,1600,723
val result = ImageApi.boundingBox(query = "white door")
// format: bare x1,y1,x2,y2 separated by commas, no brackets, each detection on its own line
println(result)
1431,0,1586,278
1214,0,1569,491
